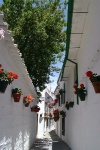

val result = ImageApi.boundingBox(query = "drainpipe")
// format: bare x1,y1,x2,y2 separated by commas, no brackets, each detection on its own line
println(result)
60,0,79,104
67,59,79,105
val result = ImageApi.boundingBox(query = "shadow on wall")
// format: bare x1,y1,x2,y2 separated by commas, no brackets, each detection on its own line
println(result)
0,131,30,150
39,117,43,123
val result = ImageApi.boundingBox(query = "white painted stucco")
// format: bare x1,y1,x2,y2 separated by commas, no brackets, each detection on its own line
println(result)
0,13,38,150
37,98,45,138
55,0,100,150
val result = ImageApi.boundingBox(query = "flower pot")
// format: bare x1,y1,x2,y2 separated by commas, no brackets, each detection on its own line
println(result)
24,103,29,107
65,105,69,110
0,80,8,93
92,81,100,93
54,116,59,122
31,107,40,112
69,102,74,107
60,113,66,118
12,93,21,102
79,93,86,101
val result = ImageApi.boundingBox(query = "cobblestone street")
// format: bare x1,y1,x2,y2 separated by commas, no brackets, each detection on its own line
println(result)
30,129,71,150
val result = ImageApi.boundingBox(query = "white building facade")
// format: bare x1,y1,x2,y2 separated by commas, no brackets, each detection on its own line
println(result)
0,12,38,150
54,0,100,150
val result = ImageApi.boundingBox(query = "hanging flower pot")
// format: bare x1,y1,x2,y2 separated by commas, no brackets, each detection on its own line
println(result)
0,65,18,93
23,94,35,107
59,89,65,95
54,116,59,122
86,71,100,93
12,88,22,102
12,93,21,102
24,103,30,107
65,101,69,110
92,81,100,93
69,101,74,107
78,93,86,101
31,105,40,112
0,80,8,93
60,110,66,117
73,83,87,101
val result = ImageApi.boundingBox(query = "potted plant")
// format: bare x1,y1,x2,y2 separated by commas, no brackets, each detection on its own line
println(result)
86,71,100,93
59,89,65,95
54,98,58,103
31,105,40,112
49,113,52,118
12,88,22,102
65,101,69,110
60,110,66,117
23,94,35,107
69,101,74,107
74,84,87,101
0,65,18,93
56,94,60,99
53,109,59,122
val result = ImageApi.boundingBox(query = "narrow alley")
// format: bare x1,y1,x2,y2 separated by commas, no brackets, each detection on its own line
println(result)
30,129,71,150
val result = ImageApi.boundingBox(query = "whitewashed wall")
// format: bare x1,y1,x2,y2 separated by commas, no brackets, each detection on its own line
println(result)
61,0,100,150
0,13,38,150
37,98,45,138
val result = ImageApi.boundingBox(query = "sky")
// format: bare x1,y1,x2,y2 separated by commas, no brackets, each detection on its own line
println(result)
0,0,3,5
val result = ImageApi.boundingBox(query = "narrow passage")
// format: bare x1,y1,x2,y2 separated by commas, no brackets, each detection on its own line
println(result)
30,129,71,150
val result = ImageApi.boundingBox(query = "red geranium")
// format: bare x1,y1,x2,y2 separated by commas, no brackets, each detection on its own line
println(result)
73,84,77,89
9,71,18,79
86,71,93,77
74,91,77,94
23,96,27,101
13,74,18,79
80,84,84,88
7,75,12,79
0,69,3,73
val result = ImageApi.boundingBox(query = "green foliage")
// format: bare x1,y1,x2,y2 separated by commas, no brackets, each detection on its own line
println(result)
12,88,23,95
90,73,100,83
1,0,67,93
76,87,87,96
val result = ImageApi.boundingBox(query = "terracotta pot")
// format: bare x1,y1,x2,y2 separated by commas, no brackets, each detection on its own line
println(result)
92,81,100,93
0,80,8,93
12,93,21,102
31,107,40,112
24,103,30,107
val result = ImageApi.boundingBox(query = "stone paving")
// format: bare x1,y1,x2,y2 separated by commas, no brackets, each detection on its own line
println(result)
30,129,71,150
